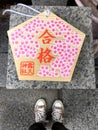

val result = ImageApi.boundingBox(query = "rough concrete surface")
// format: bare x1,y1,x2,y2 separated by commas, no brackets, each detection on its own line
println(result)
0,88,58,130
0,89,98,130
0,54,8,87
0,17,9,53
61,89,98,130
31,0,68,6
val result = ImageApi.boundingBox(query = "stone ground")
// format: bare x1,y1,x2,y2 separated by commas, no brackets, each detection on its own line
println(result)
0,14,98,130
0,89,59,130
0,13,9,87
0,89,98,130
0,1,98,130
61,89,98,130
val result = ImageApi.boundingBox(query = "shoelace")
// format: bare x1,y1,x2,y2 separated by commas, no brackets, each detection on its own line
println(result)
35,110,46,122
52,110,63,122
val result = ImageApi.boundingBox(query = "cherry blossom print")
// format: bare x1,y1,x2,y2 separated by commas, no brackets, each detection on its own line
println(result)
9,16,84,80
38,65,60,78
64,31,82,46
13,39,40,58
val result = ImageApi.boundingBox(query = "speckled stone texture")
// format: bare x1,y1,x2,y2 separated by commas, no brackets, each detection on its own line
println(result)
31,0,68,5
0,88,58,130
6,6,96,89
0,17,9,87
0,17,9,53
0,54,8,87
0,89,98,130
61,89,98,130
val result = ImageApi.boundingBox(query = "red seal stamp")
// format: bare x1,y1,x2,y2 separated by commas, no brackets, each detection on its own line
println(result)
20,61,34,76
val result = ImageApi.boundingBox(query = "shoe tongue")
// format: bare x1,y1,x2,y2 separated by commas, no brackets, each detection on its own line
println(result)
54,108,62,114
38,106,45,111
53,110,63,122
53,106,62,115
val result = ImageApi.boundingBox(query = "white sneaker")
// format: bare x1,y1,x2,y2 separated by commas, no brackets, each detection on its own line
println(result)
52,100,64,123
34,99,46,123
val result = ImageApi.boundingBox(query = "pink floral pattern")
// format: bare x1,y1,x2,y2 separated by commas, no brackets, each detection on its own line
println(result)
10,17,83,78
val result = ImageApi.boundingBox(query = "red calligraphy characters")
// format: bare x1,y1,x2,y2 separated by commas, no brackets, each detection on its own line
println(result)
39,29,56,44
37,48,55,63
38,29,56,63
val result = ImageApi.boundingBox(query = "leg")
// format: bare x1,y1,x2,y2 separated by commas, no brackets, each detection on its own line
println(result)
29,123,46,130
52,122,68,130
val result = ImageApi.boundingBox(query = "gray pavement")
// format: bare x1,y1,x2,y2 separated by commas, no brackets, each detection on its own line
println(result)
0,2,98,130
31,0,68,6
0,54,8,87
0,88,98,130
0,15,9,87
0,88,58,130
0,17,9,53
61,89,98,130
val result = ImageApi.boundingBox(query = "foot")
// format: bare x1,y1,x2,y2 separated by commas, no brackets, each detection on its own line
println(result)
34,99,46,123
52,100,64,123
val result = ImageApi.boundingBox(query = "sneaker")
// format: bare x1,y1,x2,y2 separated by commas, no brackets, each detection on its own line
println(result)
34,99,46,123
52,100,64,123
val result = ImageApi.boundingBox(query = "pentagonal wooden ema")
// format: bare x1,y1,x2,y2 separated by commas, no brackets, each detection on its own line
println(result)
7,11,85,81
